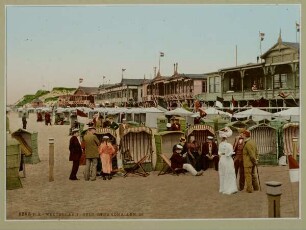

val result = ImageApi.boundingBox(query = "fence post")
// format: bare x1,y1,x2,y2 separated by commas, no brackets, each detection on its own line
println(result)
265,181,282,218
49,138,54,182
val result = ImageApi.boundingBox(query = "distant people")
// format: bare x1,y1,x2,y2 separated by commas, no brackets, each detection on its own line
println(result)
68,129,82,180
241,130,259,193
186,135,201,171
45,112,52,126
201,136,219,171
233,131,245,191
251,82,258,91
218,127,238,195
166,122,172,131
83,127,100,181
22,112,27,129
95,114,103,128
109,117,119,130
99,136,116,180
103,117,112,128
119,118,130,137
6,110,10,133
37,112,43,122
170,144,203,176
111,137,119,172
171,118,181,131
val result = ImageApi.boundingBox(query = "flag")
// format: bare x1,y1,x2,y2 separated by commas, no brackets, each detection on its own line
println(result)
259,32,265,41
160,52,164,57
230,95,237,111
288,155,299,182
216,96,224,109
278,91,290,99
79,78,83,84
122,68,126,72
296,22,300,32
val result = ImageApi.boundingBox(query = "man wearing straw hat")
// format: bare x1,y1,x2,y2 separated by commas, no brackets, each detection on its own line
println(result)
241,130,259,193
83,127,100,181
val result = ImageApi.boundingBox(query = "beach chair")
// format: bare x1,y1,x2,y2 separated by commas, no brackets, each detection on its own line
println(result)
158,154,185,176
123,154,150,178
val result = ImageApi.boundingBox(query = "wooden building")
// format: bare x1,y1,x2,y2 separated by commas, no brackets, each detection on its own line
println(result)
58,86,99,107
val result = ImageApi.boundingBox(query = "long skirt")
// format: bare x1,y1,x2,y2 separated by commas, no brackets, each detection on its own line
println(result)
219,155,238,195
101,154,112,174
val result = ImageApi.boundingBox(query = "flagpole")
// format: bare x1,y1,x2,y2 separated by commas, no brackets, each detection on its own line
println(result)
259,31,262,62
235,45,237,66
159,55,161,73
296,21,298,43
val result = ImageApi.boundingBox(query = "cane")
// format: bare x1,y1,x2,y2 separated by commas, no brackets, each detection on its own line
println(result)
256,164,261,191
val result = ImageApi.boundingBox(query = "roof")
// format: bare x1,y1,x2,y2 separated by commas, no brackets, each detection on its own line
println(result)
261,41,299,59
219,62,263,72
75,86,99,95
121,78,145,86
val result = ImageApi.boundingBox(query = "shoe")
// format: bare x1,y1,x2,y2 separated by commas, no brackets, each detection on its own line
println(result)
102,176,106,180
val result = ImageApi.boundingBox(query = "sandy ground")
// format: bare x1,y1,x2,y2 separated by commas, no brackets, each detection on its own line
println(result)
6,111,299,220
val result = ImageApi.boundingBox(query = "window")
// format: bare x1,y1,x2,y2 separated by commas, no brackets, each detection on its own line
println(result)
209,76,220,93
274,74,287,89
202,80,207,93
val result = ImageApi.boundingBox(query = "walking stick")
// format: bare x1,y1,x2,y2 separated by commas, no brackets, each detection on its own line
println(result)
256,164,261,191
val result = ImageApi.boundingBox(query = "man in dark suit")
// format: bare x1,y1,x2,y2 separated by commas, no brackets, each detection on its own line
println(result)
201,136,219,171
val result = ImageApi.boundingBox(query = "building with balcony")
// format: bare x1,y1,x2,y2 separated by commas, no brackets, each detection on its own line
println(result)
142,63,207,109
97,78,144,107
196,32,299,110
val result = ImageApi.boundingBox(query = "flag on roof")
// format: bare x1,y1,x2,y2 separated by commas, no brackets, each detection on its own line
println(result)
160,52,164,57
79,78,83,84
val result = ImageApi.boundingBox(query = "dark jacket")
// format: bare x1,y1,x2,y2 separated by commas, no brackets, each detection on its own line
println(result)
170,152,186,169
69,136,82,161
201,141,218,156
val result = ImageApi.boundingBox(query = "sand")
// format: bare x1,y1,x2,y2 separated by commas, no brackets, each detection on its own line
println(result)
5,111,299,220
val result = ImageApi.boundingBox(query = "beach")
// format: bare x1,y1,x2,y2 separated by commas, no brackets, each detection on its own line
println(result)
6,111,299,220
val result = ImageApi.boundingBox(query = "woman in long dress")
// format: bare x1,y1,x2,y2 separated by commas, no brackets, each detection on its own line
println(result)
99,136,115,180
218,127,238,195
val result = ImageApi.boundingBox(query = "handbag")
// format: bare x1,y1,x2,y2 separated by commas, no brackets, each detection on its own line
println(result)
79,152,86,165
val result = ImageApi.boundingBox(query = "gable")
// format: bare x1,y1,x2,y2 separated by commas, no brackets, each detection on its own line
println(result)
261,42,299,64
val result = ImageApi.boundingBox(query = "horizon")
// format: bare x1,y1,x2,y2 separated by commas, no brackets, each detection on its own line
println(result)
6,4,301,104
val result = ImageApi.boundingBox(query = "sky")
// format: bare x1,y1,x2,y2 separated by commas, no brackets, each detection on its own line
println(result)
6,4,301,104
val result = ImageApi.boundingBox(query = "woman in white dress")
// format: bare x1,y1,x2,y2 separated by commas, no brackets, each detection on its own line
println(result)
218,127,238,195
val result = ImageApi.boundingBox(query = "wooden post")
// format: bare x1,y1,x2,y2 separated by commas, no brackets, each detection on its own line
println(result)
49,138,54,182
266,181,282,218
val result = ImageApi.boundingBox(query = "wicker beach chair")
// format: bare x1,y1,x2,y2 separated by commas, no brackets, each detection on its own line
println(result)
158,153,185,176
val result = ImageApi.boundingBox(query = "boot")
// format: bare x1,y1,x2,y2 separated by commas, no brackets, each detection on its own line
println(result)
107,174,112,180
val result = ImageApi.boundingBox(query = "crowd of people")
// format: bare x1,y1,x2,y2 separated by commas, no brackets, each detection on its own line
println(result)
16,109,259,194
166,127,260,194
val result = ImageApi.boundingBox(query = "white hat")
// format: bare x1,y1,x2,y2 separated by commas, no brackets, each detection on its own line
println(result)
219,127,233,138
176,144,183,149
72,128,79,133
207,136,214,140
102,136,109,139
166,123,171,128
